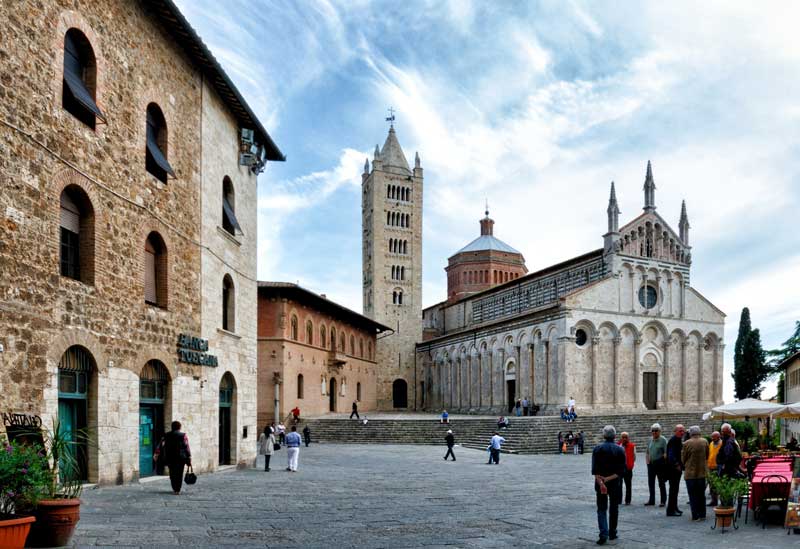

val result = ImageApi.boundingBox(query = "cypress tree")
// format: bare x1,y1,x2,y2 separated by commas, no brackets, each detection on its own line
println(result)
732,308,752,399
740,328,767,399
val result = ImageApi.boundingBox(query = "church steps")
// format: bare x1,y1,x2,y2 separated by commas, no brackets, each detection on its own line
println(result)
302,412,718,455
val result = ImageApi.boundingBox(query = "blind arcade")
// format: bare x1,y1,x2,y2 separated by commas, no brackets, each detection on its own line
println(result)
177,333,218,367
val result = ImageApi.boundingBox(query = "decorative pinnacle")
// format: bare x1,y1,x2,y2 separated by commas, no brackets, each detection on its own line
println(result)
364,158,370,174
646,160,653,181
373,144,380,159
414,151,420,169
680,199,688,220
643,160,656,211
485,198,489,217
607,181,620,214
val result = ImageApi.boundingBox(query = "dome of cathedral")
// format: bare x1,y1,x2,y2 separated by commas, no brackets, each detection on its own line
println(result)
455,234,521,255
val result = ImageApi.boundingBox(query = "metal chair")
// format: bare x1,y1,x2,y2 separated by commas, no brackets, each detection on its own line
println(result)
757,474,790,529
736,480,752,524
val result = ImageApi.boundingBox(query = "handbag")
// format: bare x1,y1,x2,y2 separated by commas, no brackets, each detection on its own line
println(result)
273,442,281,451
184,465,197,485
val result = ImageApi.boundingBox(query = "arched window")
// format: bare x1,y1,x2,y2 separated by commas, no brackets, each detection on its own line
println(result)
357,382,362,401
387,186,391,199
297,374,304,399
359,338,364,358
401,266,405,280
62,29,105,128
145,103,175,183
306,320,313,345
320,325,327,348
222,176,240,235
330,327,337,351
144,231,168,308
340,332,346,353
392,291,397,304
368,341,373,360
59,185,95,284
386,211,390,225
350,334,355,355
403,240,408,254
290,315,298,340
222,274,235,331
391,266,395,279
398,290,403,305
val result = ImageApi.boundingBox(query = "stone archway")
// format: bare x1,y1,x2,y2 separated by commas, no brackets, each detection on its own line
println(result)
504,361,516,414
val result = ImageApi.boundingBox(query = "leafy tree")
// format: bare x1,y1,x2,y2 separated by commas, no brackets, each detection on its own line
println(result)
767,320,800,369
732,308,769,399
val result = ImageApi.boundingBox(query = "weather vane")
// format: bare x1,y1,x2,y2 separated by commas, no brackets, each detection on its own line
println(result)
386,107,395,128
485,198,489,217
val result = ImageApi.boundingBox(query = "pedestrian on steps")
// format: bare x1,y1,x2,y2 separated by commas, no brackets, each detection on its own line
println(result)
285,425,302,472
350,401,359,419
303,425,311,447
444,429,456,461
515,399,522,417
258,426,275,471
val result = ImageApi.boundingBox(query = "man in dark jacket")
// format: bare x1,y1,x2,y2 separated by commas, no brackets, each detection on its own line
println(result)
302,425,311,447
155,421,192,495
665,424,685,516
444,429,456,461
718,423,742,477
592,425,626,546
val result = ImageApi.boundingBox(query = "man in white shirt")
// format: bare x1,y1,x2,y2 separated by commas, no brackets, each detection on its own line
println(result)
285,426,302,472
489,432,506,464
567,397,576,421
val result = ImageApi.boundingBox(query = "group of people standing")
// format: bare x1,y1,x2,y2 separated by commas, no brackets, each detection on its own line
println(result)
592,421,742,545
558,430,585,454
257,423,311,472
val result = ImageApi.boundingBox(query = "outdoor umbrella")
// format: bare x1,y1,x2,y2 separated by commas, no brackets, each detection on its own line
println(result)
772,402,800,418
704,397,786,419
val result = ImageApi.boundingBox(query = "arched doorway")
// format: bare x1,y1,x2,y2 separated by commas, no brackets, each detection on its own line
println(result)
329,378,337,412
219,373,236,465
393,379,408,408
139,360,170,477
505,362,516,413
58,345,95,481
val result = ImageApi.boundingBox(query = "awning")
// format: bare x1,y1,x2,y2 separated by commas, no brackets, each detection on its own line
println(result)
773,402,800,419
705,398,786,419
63,72,106,123
222,196,241,233
146,133,176,178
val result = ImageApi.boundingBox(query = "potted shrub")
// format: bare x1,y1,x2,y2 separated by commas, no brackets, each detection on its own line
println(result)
25,418,87,548
0,440,49,548
707,471,749,530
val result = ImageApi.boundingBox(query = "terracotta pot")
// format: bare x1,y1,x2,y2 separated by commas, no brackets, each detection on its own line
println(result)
25,498,80,548
0,515,36,549
714,506,735,528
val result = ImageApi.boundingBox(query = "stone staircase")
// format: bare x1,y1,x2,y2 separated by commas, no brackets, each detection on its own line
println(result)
301,412,719,454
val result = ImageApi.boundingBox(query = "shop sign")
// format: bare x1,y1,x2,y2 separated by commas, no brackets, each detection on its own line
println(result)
177,333,218,367
2,412,42,428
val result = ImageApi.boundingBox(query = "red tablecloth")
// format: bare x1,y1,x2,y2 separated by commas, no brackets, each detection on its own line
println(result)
749,463,792,509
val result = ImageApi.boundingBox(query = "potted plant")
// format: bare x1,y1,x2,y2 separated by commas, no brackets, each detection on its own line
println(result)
25,418,87,548
707,471,749,530
0,440,49,548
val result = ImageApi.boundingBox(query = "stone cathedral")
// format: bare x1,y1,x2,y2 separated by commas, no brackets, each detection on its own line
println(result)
363,127,724,414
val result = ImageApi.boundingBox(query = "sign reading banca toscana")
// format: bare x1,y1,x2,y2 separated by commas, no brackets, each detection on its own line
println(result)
177,333,218,367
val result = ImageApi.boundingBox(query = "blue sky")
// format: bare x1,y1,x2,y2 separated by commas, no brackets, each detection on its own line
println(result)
176,1,800,402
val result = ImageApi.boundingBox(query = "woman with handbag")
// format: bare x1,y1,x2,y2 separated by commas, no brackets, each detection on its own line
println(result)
258,426,276,471
154,420,192,495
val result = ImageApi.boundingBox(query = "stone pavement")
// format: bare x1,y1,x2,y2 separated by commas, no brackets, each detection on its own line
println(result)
70,444,797,548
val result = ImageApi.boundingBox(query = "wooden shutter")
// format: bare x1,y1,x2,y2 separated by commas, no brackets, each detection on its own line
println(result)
144,243,157,304
60,192,80,233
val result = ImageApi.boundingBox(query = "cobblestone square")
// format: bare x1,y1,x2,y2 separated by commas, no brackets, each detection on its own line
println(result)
70,444,797,548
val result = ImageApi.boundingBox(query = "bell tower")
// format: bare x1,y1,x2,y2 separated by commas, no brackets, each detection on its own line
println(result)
361,119,423,410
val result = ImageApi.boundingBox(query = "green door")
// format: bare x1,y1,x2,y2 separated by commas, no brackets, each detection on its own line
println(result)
139,407,155,477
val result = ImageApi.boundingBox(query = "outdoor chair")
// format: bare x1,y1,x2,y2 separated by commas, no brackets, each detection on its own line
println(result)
757,474,790,529
735,480,751,524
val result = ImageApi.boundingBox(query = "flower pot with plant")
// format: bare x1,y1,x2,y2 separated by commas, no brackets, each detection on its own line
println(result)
0,440,50,549
25,418,89,548
707,471,749,531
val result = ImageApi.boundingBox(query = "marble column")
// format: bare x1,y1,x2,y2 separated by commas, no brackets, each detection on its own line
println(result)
662,340,671,409
612,336,621,407
514,345,522,401
633,337,642,408
667,275,674,316
680,340,687,405
528,342,535,405
498,349,506,411
489,351,494,409
467,354,472,410
629,271,636,313
697,340,704,405
478,352,483,409
544,341,550,407
715,343,725,404
591,336,599,406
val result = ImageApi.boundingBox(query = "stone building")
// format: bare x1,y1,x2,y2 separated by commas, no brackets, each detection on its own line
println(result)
256,283,390,426
780,351,800,442
416,163,725,414
361,125,424,409
0,0,283,484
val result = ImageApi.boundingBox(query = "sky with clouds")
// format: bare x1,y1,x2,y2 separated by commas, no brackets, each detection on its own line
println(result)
176,0,800,402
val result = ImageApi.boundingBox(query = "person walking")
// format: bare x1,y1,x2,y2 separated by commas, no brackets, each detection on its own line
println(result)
706,431,722,505
285,425,302,472
617,431,636,505
522,397,529,416
592,425,626,546
350,401,359,420
154,421,192,495
665,424,685,516
489,431,506,464
444,429,456,461
681,425,709,521
302,425,311,447
258,426,276,471
291,406,301,422
644,423,667,507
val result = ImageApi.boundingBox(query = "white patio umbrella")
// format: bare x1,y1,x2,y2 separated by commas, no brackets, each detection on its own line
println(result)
773,402,800,418
705,398,786,419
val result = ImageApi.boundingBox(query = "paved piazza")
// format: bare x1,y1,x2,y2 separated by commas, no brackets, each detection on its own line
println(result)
71,444,796,548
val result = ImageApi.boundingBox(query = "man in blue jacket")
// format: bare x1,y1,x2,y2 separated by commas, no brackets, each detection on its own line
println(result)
285,425,302,472
592,425,626,545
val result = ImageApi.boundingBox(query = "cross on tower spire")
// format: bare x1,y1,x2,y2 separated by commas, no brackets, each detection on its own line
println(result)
385,107,396,128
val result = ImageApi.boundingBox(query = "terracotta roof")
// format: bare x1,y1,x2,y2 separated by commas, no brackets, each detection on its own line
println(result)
142,0,284,161
257,282,391,333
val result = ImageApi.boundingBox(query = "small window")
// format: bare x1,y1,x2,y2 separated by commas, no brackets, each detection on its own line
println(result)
145,103,175,183
330,327,337,351
144,232,168,308
638,284,658,309
359,338,364,358
357,382,362,401
320,325,327,348
290,315,298,341
350,334,355,355
340,333,345,353
368,341,373,360
306,320,313,345
575,328,588,347
297,374,304,399
62,29,105,128
222,274,235,331
222,176,241,235
59,186,94,284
